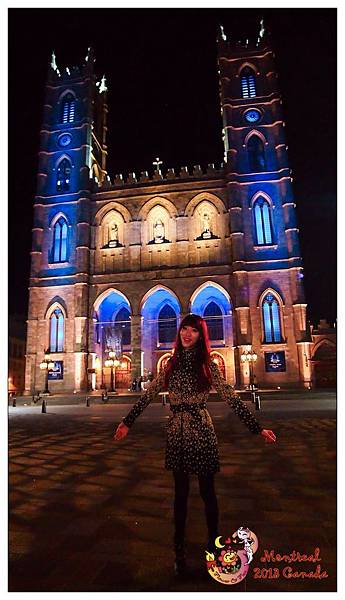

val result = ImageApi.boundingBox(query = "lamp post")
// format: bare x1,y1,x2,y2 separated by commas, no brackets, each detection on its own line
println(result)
104,350,121,393
39,352,55,394
240,349,258,392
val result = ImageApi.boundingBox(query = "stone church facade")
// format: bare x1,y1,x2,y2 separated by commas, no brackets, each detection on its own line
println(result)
25,28,315,394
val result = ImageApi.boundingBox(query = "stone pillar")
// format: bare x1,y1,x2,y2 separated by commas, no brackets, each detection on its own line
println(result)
176,216,188,241
25,318,39,393
234,307,251,346
24,354,36,394
74,351,88,392
176,241,189,268
233,345,244,388
297,341,313,389
292,303,307,342
131,314,142,378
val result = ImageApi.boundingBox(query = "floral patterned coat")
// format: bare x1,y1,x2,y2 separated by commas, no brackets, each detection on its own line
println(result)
122,347,263,475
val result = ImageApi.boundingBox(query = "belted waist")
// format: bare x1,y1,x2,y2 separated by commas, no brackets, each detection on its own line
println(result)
170,402,207,414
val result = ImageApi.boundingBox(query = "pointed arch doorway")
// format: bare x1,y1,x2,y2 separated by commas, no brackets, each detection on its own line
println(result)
93,289,132,390
157,352,173,373
210,352,226,379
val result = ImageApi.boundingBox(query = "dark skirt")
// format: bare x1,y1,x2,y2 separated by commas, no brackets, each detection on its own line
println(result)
164,408,220,475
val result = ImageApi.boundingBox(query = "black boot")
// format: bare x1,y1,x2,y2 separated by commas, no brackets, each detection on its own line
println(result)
174,542,187,576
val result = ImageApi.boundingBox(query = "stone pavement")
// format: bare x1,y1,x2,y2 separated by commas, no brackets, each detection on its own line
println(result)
9,403,336,592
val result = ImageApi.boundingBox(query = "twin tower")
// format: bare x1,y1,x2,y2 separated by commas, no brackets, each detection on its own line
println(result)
25,25,313,394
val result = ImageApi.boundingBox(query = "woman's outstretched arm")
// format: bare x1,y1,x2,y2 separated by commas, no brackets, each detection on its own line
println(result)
209,361,276,442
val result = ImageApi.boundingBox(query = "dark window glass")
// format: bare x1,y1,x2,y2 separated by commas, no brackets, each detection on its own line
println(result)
247,135,266,172
253,197,273,245
241,67,256,98
115,307,131,346
262,293,281,342
62,93,76,123
50,308,64,352
52,217,68,262
204,301,224,340
158,305,177,344
56,158,72,192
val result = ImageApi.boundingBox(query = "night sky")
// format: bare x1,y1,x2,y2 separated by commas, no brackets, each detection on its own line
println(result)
8,8,336,326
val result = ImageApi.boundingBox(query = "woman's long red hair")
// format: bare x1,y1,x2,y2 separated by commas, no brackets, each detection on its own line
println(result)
164,313,212,391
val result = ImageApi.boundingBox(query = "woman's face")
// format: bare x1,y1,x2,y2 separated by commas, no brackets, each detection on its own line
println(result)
180,324,200,349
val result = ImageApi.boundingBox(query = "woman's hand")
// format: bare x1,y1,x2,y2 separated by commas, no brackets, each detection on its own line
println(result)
260,429,276,444
113,422,129,441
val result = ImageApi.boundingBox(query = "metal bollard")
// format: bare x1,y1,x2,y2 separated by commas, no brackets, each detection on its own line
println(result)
41,398,47,413
255,395,261,410
86,396,90,407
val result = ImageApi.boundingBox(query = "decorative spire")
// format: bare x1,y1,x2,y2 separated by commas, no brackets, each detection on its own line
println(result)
96,75,108,94
50,50,60,76
256,17,265,46
85,46,95,63
219,24,227,41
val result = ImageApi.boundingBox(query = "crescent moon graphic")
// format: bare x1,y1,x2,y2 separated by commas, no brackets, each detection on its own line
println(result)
215,536,226,548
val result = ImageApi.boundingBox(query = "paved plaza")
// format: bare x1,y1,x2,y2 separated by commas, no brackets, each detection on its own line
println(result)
9,398,336,592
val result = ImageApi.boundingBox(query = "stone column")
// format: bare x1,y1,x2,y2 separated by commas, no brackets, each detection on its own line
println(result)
296,341,313,389
131,314,142,379
292,303,307,342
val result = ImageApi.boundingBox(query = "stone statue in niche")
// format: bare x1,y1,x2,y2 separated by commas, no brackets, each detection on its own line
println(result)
154,219,165,243
103,221,123,248
195,209,219,241
201,213,212,239
148,218,170,244
109,223,119,246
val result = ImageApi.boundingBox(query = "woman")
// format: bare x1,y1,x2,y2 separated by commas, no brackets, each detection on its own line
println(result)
114,314,276,576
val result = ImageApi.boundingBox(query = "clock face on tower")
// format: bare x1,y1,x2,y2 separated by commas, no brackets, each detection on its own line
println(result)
58,133,72,147
244,109,261,124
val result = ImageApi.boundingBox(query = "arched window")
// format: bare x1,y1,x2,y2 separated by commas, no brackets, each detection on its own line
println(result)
247,135,266,172
158,305,177,344
253,197,273,245
61,93,76,124
241,67,256,98
115,307,131,346
56,158,72,192
262,293,282,343
52,217,68,262
49,308,64,352
204,301,224,341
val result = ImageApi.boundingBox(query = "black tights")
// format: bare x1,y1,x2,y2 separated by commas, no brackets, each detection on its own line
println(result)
173,470,219,546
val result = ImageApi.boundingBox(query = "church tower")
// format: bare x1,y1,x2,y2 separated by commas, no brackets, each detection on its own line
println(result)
218,22,312,386
25,49,108,393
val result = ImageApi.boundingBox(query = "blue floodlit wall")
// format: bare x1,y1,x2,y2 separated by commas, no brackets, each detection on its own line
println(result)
97,291,131,324
190,285,233,345
141,288,181,322
190,284,231,315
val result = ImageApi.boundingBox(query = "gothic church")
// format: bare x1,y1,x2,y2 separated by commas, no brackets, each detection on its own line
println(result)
25,24,313,393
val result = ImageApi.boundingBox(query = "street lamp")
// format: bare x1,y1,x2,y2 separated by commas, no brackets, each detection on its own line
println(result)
104,350,121,393
240,349,258,391
39,352,55,394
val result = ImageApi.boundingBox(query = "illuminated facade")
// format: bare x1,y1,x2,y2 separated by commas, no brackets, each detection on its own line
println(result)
25,31,314,393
